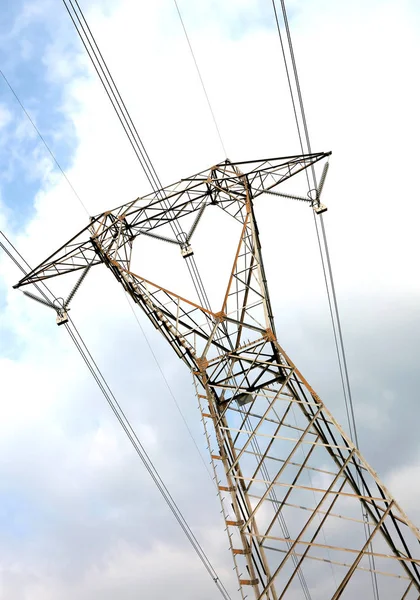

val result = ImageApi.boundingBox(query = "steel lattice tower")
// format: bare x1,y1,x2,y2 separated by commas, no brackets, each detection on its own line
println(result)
16,153,420,599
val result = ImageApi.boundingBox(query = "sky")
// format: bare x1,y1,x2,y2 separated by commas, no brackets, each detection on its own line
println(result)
0,0,420,598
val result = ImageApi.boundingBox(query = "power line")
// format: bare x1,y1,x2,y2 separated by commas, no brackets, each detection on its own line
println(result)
172,4,310,596
0,231,56,305
0,230,233,600
3,2,229,585
59,0,222,476
65,317,233,600
172,0,227,157
274,0,355,436
61,0,160,191
270,2,352,439
2,7,227,589
270,2,380,597
60,2,342,596
271,0,355,473
61,0,213,314
271,1,306,160
122,292,215,483
57,5,310,589
0,62,213,486
1,23,228,584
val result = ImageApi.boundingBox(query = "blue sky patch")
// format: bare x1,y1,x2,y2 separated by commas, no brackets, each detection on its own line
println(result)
0,0,79,231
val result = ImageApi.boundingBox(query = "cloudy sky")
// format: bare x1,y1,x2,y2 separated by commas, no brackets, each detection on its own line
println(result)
0,0,420,598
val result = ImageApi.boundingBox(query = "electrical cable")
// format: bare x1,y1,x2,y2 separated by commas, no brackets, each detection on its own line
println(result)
0,71,213,486
5,1,375,594
169,7,315,593
270,1,349,439
0,1,218,492
59,1,330,595
271,1,380,597
271,1,352,447
172,0,227,157
61,0,212,314
274,0,357,442
61,0,161,192
65,317,233,600
0,230,233,600
271,1,306,161
2,11,228,593
1,18,230,572
122,292,215,483
269,1,337,593
0,232,54,305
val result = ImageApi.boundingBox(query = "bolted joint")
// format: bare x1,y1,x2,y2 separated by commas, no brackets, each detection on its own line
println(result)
196,357,209,371
264,328,276,342
214,310,226,322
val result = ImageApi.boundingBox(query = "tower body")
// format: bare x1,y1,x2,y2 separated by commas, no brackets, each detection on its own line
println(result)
16,154,420,599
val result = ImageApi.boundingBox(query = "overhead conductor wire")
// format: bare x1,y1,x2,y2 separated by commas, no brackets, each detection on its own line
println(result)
61,0,213,314
57,0,218,479
0,64,214,482
169,7,315,596
60,0,250,508
0,230,232,600
172,4,317,598
173,5,321,597
1,7,230,596
0,68,230,599
172,0,227,157
271,1,380,598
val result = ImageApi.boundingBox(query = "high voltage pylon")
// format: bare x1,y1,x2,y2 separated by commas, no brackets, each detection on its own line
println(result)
15,153,420,599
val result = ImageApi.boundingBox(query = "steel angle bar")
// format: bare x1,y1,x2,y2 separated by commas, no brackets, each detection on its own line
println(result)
261,545,410,581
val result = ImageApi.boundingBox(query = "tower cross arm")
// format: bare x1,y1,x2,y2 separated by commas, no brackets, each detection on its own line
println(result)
14,152,331,289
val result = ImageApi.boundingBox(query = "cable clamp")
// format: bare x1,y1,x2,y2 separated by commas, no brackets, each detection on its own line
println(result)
56,309,69,326
180,243,194,258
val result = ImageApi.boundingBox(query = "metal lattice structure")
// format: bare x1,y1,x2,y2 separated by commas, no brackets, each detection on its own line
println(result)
16,153,420,599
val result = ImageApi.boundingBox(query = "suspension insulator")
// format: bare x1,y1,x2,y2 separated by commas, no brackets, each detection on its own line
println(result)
317,161,329,198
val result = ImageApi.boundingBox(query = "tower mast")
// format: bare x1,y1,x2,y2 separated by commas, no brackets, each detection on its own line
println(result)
16,153,420,598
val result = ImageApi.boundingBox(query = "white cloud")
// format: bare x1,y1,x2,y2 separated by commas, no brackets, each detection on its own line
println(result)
0,104,12,130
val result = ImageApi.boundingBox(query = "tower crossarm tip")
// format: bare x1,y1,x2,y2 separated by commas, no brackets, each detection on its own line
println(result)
14,219,102,289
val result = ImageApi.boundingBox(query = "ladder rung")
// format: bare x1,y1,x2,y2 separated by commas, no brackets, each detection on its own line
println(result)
226,520,244,527
211,454,222,460
239,579,259,586
218,485,235,492
233,548,250,555
201,412,212,418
